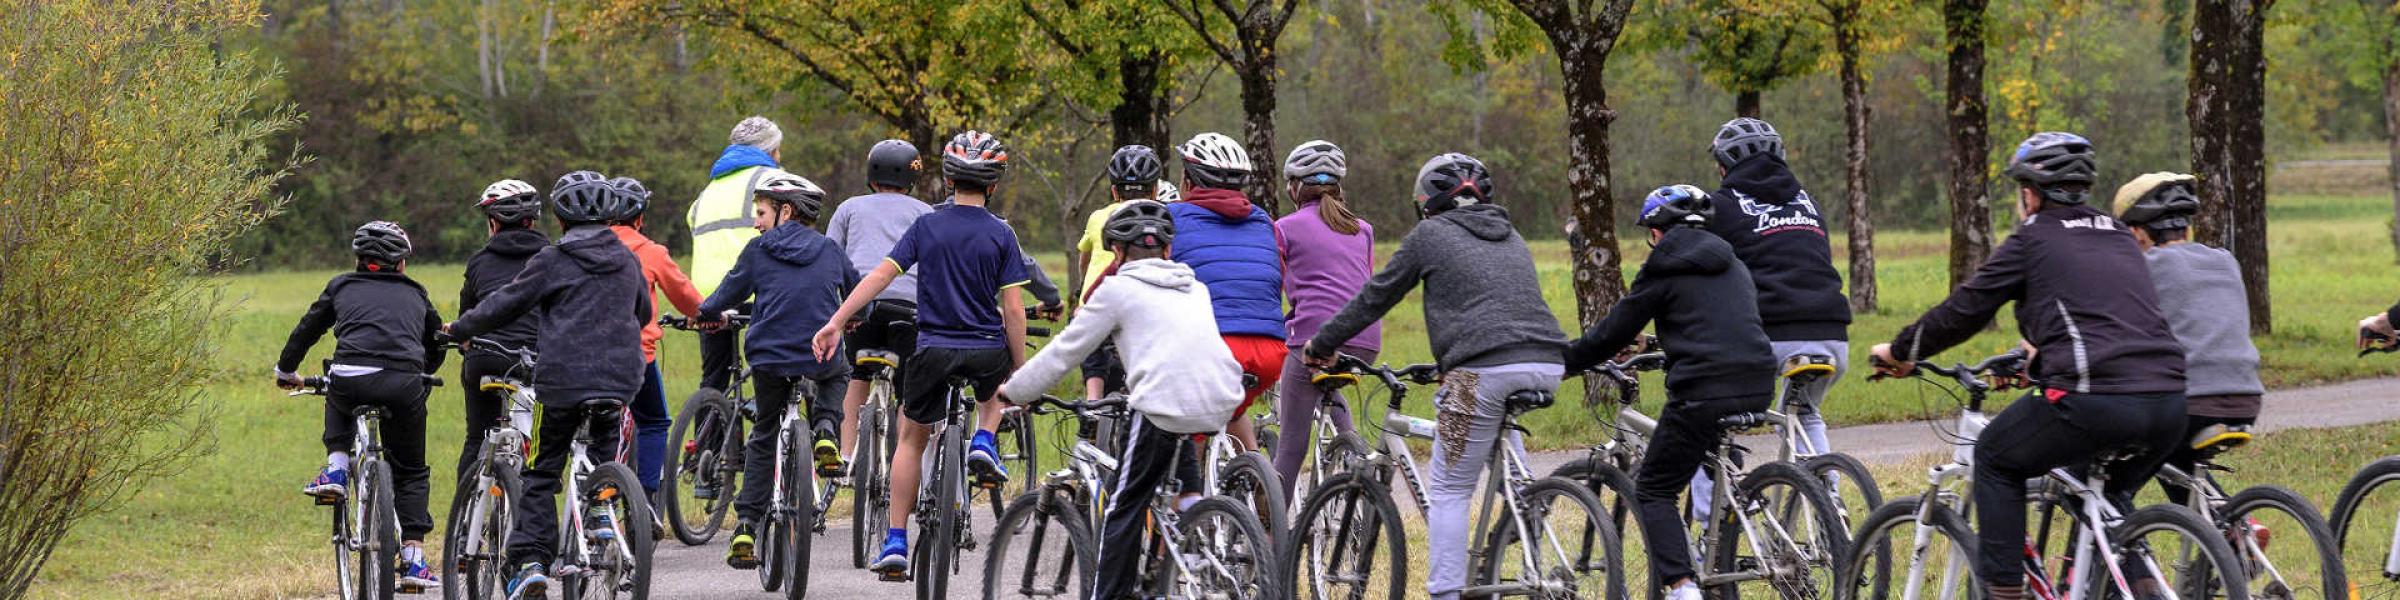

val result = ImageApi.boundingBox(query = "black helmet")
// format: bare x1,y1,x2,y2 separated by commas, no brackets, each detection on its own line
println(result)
352,220,412,263
1638,184,1715,229
479,179,541,225
1108,145,1164,192
2114,173,2200,231
605,176,651,222
1414,153,1493,218
550,170,618,224
1102,200,1175,249
1177,133,1252,190
2005,132,2097,204
1711,118,1784,168
754,169,829,223
867,139,922,190
942,130,1009,190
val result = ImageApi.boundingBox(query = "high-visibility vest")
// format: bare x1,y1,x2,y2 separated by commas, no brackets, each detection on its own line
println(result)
687,166,768,298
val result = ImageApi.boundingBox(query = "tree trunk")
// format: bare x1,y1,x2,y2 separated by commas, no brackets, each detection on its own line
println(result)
533,2,553,99
1943,0,1992,289
1113,50,1171,150
2188,0,2275,334
476,0,495,99
1736,90,1762,118
2383,4,2400,262
1837,24,1876,314
1237,51,1282,214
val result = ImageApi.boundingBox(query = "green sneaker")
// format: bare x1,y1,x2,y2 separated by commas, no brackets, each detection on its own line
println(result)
726,523,760,570
814,439,846,478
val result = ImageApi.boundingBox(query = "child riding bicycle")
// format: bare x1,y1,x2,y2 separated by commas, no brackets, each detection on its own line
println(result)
446,170,653,598
696,169,860,569
2113,172,2266,505
996,199,1247,600
1271,140,1382,501
827,139,934,461
1562,184,1777,600
457,180,548,476
606,175,707,499
1168,132,1287,452
275,220,449,591
1300,153,1569,600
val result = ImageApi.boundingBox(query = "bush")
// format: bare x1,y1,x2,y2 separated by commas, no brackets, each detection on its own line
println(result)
0,2,296,596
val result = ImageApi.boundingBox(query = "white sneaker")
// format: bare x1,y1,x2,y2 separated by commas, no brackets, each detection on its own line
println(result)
1666,582,1703,600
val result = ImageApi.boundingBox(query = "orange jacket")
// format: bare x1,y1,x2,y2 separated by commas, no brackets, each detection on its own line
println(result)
614,225,706,363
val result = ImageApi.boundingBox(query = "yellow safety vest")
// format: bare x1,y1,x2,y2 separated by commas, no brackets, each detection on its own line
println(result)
687,166,768,298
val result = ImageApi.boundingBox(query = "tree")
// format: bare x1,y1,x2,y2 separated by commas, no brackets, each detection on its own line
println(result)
1009,0,1199,150
2189,0,2277,333
2367,0,2400,259
1943,0,1994,288
1691,0,1827,117
1805,0,1888,313
1162,0,1303,213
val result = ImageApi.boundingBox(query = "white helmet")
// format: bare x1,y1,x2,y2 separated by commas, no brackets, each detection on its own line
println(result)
1283,140,1347,183
1154,180,1182,203
754,168,829,222
1177,132,1252,190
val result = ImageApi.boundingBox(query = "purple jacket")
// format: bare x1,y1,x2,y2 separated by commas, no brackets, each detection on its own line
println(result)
1276,202,1381,351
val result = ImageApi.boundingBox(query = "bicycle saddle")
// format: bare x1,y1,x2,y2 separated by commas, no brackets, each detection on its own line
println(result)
478,375,525,392
1310,371,1360,391
1506,390,1555,412
1717,411,1775,432
854,350,899,369
1781,354,1837,380
2188,423,2253,456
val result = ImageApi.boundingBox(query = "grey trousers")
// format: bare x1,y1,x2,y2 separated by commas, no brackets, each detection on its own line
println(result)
1424,363,1564,600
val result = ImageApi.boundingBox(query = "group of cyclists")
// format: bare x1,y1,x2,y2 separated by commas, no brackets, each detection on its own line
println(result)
273,109,2350,600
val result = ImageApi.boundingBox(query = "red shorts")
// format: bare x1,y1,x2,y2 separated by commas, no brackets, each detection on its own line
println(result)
1223,334,1287,418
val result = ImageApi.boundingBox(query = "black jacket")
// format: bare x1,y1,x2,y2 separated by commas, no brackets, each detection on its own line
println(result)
1708,155,1852,341
458,228,549,357
1566,228,1776,404
1889,204,2186,394
450,225,652,406
278,271,447,375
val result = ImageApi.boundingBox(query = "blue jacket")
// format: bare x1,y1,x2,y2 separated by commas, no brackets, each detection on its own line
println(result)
700,223,861,379
1169,187,1286,339
709,145,778,179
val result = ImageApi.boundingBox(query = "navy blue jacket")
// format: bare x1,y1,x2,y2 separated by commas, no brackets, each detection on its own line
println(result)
450,225,652,406
701,223,860,379
1169,187,1286,339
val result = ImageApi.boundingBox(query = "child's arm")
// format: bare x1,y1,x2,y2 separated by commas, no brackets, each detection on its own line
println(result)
815,260,901,361
275,281,341,380
422,302,448,374
1304,230,1428,362
1564,273,1663,374
452,252,556,338
1019,249,1063,311
1002,285,1028,367
999,283,1122,403
698,242,760,319
459,260,481,319
647,245,706,318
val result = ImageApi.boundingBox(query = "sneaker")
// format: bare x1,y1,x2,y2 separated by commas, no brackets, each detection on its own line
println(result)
815,439,847,478
304,466,348,502
505,563,548,600
1665,582,1703,600
587,513,617,542
968,432,1007,485
870,533,910,574
727,523,760,569
398,552,440,593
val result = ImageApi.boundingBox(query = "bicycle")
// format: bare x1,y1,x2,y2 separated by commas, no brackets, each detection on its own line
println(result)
289,368,443,600
1843,352,2252,600
441,342,537,600
2152,424,2344,599
2329,327,2400,600
546,398,657,600
1026,395,1282,598
1205,373,1290,544
746,357,852,599
881,372,1019,599
659,314,751,546
984,395,1127,600
847,303,914,569
1289,355,1622,599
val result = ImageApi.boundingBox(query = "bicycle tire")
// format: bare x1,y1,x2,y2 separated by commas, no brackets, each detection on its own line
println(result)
852,396,888,570
996,407,1039,521
984,490,1096,600
784,426,815,600
1289,472,1408,600
359,460,399,600
1219,450,1291,546
2220,484,2346,599
2332,455,2400,599
1707,460,1847,599
664,390,734,546
1550,455,1656,600
442,459,520,600
916,426,963,600
1473,476,1625,600
760,501,786,592
573,462,654,600
1835,497,1981,600
1169,496,1283,599
333,493,357,600
1804,452,1888,600
2114,503,2250,600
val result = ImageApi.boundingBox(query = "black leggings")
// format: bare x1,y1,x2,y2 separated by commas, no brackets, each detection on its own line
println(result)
323,370,434,542
1092,414,1204,600
736,373,847,523
1971,390,2184,587
508,397,625,568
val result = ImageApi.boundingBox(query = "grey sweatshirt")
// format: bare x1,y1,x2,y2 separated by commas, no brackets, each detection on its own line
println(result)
2146,242,2265,414
826,192,931,302
1306,204,1567,370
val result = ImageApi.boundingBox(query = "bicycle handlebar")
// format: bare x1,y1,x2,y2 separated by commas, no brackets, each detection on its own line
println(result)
661,312,750,331
1317,355,1440,408
1026,394,1129,417
289,373,443,396
1867,350,2027,410
2361,326,2400,357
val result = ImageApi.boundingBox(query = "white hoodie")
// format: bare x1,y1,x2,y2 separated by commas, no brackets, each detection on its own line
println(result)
1000,258,1244,433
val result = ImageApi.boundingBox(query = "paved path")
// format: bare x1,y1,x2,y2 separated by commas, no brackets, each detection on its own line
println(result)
635,376,2400,599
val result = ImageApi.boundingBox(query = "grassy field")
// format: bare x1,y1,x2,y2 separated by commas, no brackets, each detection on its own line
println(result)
29,192,2400,597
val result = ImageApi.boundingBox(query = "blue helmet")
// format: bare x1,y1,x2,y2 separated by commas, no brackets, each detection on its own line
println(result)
1639,184,1714,229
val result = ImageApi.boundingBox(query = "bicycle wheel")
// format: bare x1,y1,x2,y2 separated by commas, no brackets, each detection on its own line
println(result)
783,426,815,600
1168,496,1283,599
1289,472,1407,600
1836,496,1980,600
664,390,737,545
2217,485,2344,599
442,460,520,600
1551,455,1657,599
572,462,655,600
2110,504,2250,600
333,492,357,600
853,398,890,570
1707,460,1847,599
357,461,399,600
1475,477,1624,600
2333,456,2400,600
995,407,1039,520
984,490,1096,600
1805,453,1888,600
916,426,964,600
1218,450,1291,545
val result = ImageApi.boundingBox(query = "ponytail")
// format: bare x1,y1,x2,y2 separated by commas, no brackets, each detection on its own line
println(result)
1298,184,1362,236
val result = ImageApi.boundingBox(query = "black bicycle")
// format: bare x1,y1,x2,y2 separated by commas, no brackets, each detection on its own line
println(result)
659,314,751,546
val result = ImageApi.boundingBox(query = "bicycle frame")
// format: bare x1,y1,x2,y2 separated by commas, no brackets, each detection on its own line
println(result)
560,407,639,579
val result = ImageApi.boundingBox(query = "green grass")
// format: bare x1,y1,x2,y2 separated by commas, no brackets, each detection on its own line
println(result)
29,193,2400,598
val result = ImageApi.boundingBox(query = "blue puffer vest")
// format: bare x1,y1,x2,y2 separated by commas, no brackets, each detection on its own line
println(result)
1169,187,1287,339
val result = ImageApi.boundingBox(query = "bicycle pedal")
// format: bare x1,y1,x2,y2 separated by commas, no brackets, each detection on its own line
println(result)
313,495,341,507
397,582,427,594
875,568,910,582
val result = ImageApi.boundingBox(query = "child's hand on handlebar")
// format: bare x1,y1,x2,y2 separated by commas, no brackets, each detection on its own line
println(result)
274,371,303,390
2360,314,2396,349
1868,343,1913,379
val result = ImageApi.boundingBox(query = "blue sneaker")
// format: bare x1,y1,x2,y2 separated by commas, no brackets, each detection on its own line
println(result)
586,513,616,542
505,563,548,599
870,531,910,575
397,550,440,592
303,466,348,503
968,431,1006,485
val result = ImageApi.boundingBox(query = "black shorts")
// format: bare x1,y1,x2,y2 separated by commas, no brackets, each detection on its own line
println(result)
850,300,919,381
1079,340,1126,394
900,346,1011,425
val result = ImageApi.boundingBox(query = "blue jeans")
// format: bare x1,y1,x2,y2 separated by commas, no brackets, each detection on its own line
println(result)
633,361,673,493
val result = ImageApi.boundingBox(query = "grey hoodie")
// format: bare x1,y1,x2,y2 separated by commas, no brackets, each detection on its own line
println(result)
452,225,652,406
2145,242,2265,410
1307,204,1567,370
